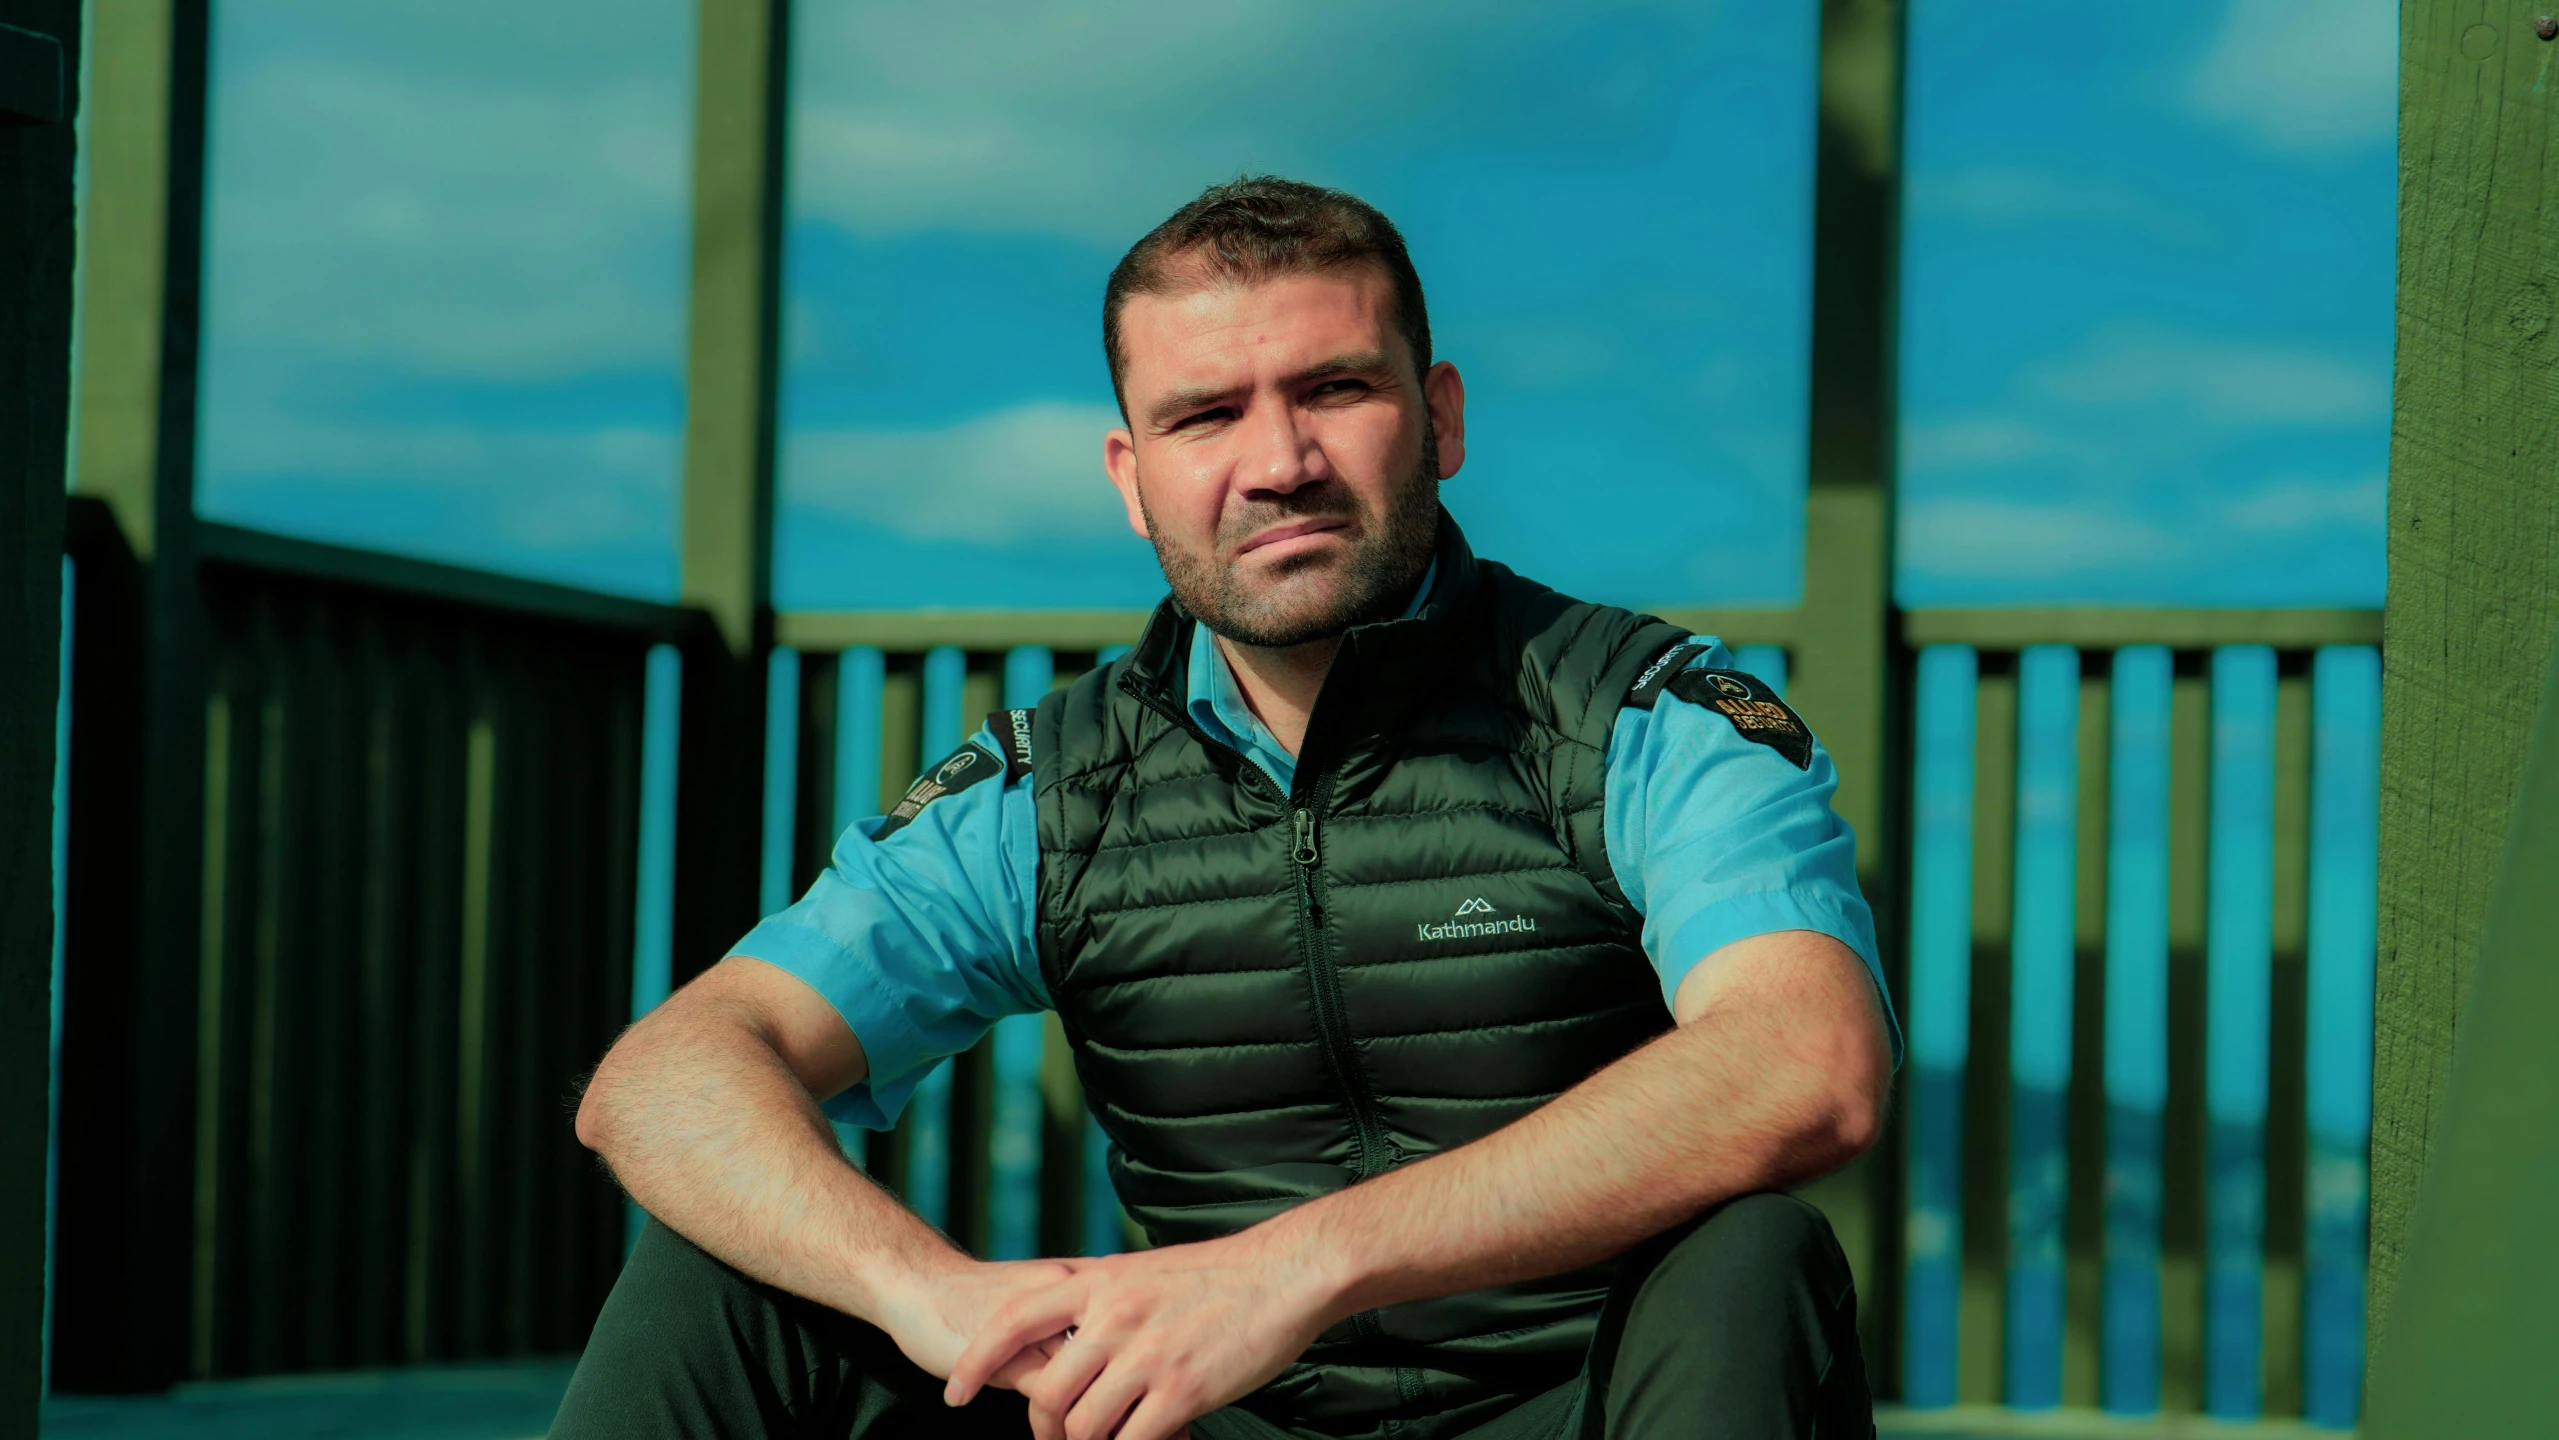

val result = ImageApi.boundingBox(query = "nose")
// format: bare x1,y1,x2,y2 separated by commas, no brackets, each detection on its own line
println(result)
1236,393,1332,498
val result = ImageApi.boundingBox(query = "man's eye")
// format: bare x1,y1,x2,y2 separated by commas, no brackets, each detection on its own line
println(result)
1171,408,1234,431
1313,379,1368,398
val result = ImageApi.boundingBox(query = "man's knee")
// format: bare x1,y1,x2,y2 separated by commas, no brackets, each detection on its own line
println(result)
1647,1192,1851,1311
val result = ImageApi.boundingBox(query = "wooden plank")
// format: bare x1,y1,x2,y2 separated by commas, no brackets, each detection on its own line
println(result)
2302,648,2378,1426
1960,666,2015,1405
680,0,786,659
1902,645,1977,1408
198,522,694,641
2101,647,2173,1414
2004,647,2078,1409
2371,0,2559,1341
2204,649,2276,1417
2363,649,2559,1432
1905,611,2382,652
780,610,1154,653
0,1,79,1419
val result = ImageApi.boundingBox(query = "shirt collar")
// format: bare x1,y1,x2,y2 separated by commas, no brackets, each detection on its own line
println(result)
1185,557,1438,790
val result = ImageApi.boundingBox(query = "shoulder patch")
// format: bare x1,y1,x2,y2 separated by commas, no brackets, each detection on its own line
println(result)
872,740,1005,839
1623,641,1707,710
991,708,1035,780
1666,668,1814,770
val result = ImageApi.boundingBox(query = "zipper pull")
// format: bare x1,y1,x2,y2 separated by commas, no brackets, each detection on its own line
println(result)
1292,809,1320,866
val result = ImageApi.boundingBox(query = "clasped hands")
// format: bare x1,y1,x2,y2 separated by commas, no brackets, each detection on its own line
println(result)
885,1228,1340,1440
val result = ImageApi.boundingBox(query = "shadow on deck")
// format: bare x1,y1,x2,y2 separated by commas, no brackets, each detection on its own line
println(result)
41,1361,2354,1439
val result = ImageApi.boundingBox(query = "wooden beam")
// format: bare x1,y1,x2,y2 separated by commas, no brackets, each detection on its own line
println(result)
679,0,785,658
2365,628,2559,1434
1903,609,2382,652
669,0,789,988
0,1,81,1425
2369,0,2559,1341
1791,0,1907,1394
48,0,210,1392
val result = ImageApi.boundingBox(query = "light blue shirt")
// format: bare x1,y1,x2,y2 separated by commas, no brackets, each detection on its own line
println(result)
734,594,1896,1127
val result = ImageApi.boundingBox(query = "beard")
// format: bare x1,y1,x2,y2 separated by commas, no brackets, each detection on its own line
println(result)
1141,421,1442,649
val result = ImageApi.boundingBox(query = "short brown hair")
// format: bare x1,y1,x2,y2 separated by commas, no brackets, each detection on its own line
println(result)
1102,176,1433,417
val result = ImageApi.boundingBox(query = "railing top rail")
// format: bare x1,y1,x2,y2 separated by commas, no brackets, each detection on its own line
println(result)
180,510,702,642
1903,606,2382,650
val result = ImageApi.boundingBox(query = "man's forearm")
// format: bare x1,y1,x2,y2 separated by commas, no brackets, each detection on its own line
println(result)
1270,937,1888,1320
579,1012,956,1326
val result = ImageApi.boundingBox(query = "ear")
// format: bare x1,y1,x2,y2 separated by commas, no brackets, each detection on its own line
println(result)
1422,361,1466,480
1103,428,1150,541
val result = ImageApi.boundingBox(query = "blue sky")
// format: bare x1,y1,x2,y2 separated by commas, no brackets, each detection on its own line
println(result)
185,0,2392,611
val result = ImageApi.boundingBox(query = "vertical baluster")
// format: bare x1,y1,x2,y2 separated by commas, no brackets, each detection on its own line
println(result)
2303,647,2378,1427
1903,644,1977,1407
2102,646,2172,1412
759,647,801,918
1080,646,1133,1255
985,648,1054,1259
900,646,971,1229
46,558,74,1385
2206,646,2276,1417
1732,643,1789,699
629,647,683,1025
2006,646,2080,1409
819,647,887,1168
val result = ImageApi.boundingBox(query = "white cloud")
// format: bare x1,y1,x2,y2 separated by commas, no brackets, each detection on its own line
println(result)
783,401,1130,544
2022,321,2387,426
1900,498,2178,580
2189,0,2396,155
1908,167,2202,243
2218,471,2386,531
200,0,693,378
1901,417,2061,473
786,0,1725,243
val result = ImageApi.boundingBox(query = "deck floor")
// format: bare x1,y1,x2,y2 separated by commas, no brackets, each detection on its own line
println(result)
40,1363,2350,1439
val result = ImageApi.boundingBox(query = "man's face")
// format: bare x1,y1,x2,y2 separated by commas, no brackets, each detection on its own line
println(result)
1103,265,1467,648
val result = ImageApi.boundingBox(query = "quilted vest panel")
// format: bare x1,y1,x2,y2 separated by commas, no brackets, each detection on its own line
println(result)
1032,519,1689,1440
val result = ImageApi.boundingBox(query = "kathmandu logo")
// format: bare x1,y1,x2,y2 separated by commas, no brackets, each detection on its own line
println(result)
1417,897,1538,942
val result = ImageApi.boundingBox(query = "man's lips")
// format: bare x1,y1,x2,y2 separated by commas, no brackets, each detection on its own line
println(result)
1236,517,1350,556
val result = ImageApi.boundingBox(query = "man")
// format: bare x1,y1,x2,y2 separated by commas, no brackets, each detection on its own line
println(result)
557,177,1897,1440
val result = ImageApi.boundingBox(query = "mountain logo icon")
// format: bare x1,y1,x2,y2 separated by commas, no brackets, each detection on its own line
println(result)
1453,897,1496,916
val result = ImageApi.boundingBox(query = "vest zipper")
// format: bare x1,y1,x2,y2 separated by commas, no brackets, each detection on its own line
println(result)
1291,791,1395,1181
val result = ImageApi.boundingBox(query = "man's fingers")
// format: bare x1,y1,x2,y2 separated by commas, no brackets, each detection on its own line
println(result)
945,1285,1085,1407
1017,1328,1112,1429
1060,1361,1145,1440
1113,1388,1196,1440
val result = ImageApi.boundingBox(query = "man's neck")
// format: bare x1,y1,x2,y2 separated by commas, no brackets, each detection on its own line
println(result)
1214,633,1337,761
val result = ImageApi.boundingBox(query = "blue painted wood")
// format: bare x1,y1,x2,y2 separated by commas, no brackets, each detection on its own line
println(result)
983,650,1056,1259
2100,646,2172,1414
2005,645,2080,1410
834,647,885,835
2205,645,2276,1418
1083,1112,1122,1256
2303,646,2378,1428
829,648,887,1169
1901,644,1977,1408
760,646,802,918
632,644,684,1020
629,644,684,1246
923,645,968,751
1731,643,1789,699
907,1058,954,1230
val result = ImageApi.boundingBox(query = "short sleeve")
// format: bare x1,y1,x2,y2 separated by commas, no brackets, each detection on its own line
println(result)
1604,639,1903,1067
726,725,1049,1128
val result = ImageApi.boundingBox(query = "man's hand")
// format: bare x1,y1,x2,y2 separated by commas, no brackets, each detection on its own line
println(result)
879,1256,1080,1386
943,1233,1339,1440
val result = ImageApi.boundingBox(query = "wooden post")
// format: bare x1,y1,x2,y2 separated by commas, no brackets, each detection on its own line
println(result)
2365,628,2559,1433
1,2,82,1425
1792,0,1908,1391
669,0,789,985
46,0,211,1393
2369,0,2559,1341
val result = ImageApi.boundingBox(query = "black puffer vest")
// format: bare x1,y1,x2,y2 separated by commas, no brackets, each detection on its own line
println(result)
1031,517,1685,1440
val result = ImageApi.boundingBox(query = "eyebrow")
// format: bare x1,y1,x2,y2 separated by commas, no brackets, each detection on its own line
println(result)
1143,350,1400,431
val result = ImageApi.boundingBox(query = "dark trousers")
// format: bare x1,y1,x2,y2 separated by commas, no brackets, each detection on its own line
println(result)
549,1193,1871,1440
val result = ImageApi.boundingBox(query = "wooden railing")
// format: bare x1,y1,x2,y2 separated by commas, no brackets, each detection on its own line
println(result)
48,510,2382,1431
